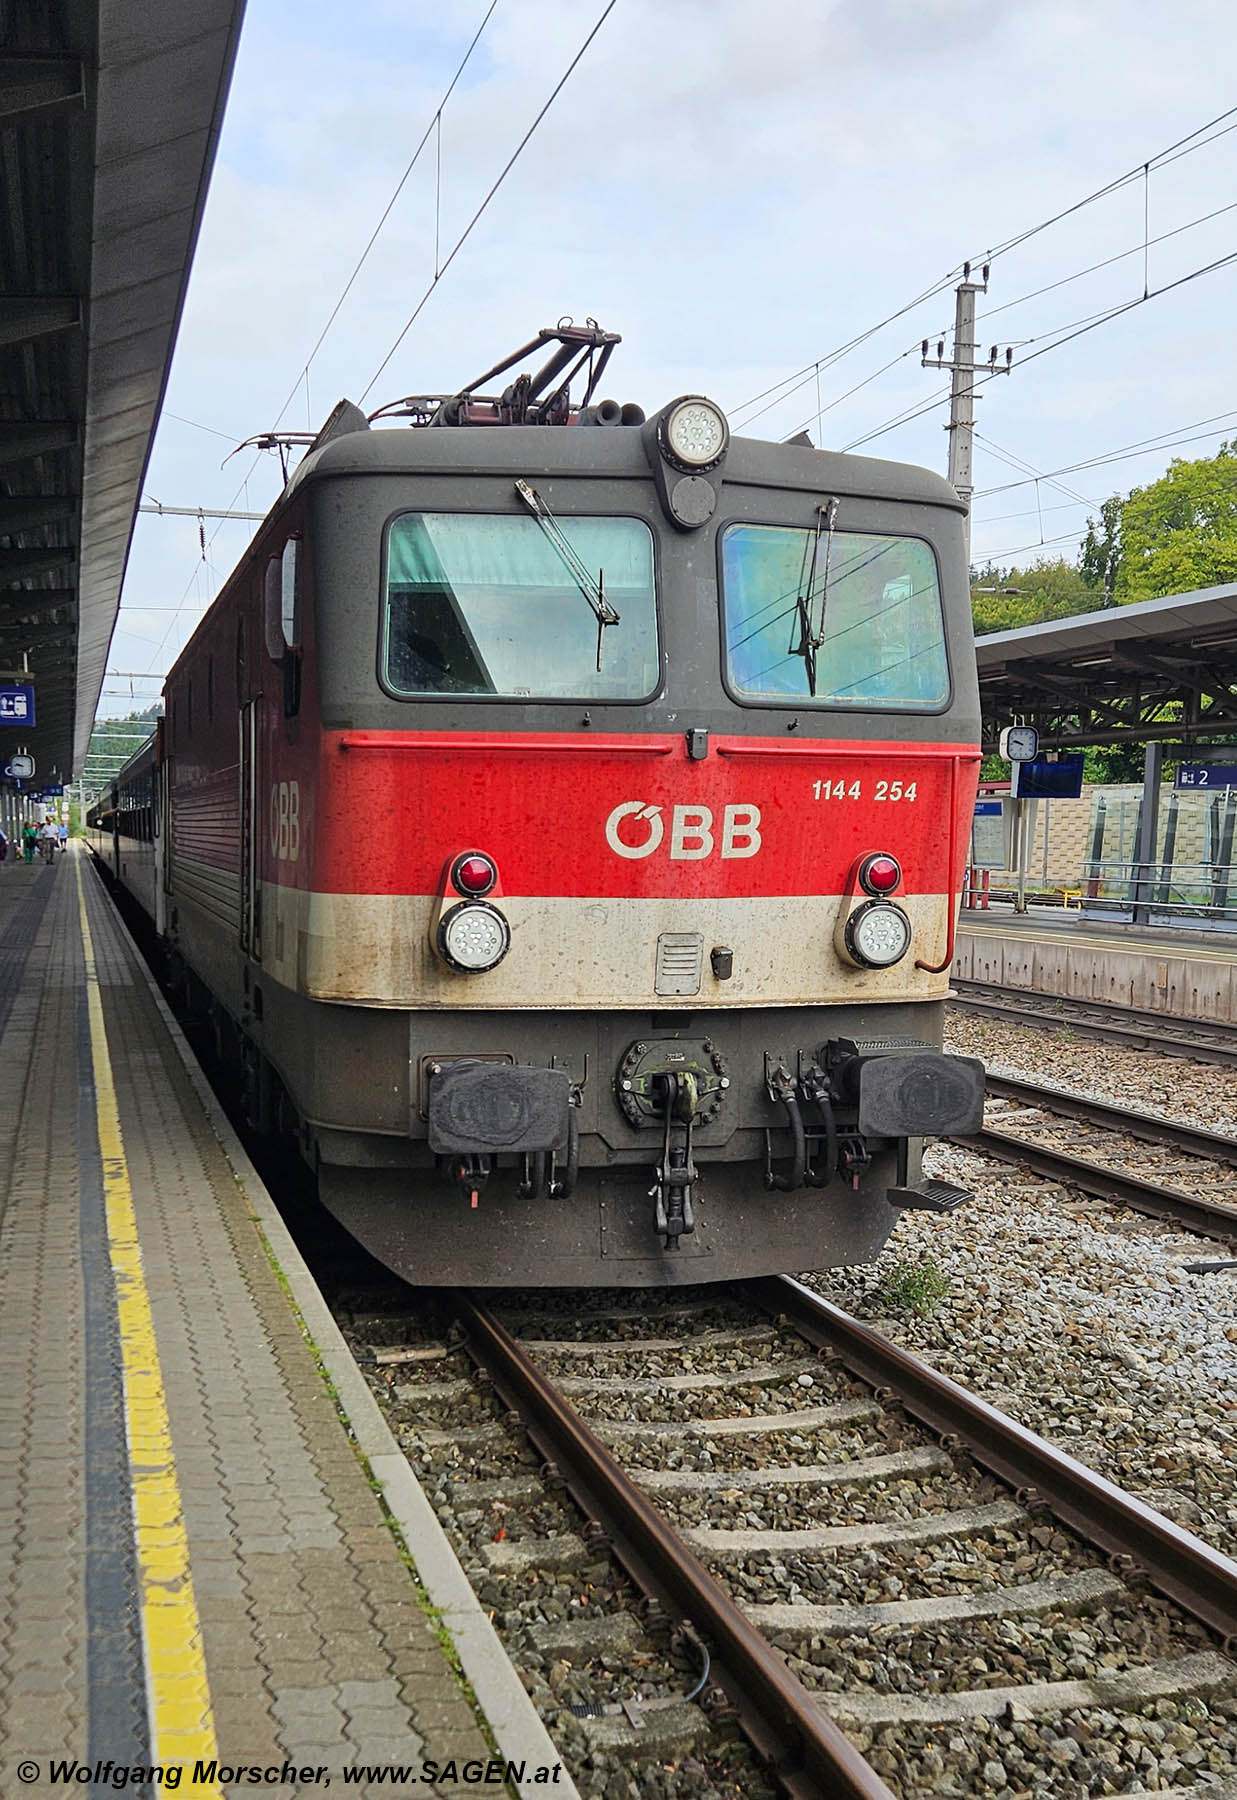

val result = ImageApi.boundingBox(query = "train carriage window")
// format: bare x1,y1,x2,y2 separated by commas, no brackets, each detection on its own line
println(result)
263,557,283,659
382,512,658,701
720,524,950,711
281,539,302,650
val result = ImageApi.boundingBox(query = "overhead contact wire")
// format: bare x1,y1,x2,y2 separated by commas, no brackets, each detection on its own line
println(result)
360,0,621,405
135,2,506,684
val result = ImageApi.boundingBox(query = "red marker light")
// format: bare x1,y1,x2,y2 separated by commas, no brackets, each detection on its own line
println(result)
860,853,901,895
452,852,497,897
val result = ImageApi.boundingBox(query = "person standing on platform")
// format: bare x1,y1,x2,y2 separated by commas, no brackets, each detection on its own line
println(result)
58,821,67,853
21,820,36,864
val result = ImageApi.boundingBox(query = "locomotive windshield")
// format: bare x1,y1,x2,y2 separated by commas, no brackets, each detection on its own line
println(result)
721,524,950,710
383,512,658,700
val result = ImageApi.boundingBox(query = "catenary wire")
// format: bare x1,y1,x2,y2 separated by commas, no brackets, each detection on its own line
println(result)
973,409,1237,496
976,199,1237,325
272,0,500,431
775,200,1237,447
736,105,1237,438
976,106,1237,267
135,5,505,683
842,247,1237,453
359,0,620,405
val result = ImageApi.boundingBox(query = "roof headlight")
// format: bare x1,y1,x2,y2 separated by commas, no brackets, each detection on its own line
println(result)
661,396,729,471
438,901,510,973
844,900,912,970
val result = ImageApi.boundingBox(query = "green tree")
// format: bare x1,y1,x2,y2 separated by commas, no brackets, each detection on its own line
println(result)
83,706,160,793
1081,443,1237,604
1079,495,1122,602
971,557,1097,634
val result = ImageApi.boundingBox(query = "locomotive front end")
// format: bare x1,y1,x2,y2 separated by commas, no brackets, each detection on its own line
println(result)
250,339,983,1286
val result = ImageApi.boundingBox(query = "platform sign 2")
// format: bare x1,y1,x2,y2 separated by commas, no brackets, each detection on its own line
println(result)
0,684,35,726
1174,764,1237,790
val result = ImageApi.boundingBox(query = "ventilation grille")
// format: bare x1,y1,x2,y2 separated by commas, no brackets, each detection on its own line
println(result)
655,932,704,997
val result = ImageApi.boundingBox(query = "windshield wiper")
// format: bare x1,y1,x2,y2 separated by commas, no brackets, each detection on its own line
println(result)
516,478,620,671
788,497,839,698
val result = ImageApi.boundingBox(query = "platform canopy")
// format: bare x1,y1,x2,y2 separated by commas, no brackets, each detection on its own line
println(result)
1,0,245,785
976,582,1237,750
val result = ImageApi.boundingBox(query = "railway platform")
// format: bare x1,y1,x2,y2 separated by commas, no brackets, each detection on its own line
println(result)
955,904,1237,1025
0,848,572,1798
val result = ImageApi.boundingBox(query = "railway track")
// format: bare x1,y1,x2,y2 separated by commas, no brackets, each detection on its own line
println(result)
952,1072,1237,1245
949,981,1237,1067
348,1280,1237,1800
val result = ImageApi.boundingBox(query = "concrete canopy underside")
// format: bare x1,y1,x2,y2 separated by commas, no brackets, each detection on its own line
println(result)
1,0,245,782
976,583,1237,749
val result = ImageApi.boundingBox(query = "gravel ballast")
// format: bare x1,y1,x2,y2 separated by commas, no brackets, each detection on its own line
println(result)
809,1013,1237,1558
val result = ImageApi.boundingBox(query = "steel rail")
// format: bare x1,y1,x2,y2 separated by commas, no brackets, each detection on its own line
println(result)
451,1291,896,1800
984,1071,1237,1165
751,1276,1237,1643
949,984,1237,1066
950,1122,1237,1243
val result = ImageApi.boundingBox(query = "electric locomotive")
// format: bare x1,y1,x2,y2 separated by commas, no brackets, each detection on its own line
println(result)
93,324,984,1287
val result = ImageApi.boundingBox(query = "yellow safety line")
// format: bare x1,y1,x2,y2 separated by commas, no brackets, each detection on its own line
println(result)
76,858,223,1788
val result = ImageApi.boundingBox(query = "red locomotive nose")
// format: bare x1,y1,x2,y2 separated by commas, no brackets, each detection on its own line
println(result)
452,852,498,896
860,853,901,894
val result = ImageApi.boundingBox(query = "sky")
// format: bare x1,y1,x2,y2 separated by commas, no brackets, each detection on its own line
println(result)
99,0,1237,718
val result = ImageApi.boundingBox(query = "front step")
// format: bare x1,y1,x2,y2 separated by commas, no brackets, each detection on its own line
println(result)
889,1177,971,1212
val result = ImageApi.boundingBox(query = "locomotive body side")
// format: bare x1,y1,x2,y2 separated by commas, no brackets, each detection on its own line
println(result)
153,413,982,1286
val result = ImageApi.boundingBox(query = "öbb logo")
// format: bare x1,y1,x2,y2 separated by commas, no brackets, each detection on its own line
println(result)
604,801,762,861
269,779,300,862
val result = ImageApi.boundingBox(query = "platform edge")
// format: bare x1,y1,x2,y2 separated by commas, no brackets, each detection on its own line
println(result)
87,858,581,1798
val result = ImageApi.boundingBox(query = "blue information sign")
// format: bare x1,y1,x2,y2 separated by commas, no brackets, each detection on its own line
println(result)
0,684,35,726
1175,764,1237,790
974,800,1004,817
1010,755,1085,800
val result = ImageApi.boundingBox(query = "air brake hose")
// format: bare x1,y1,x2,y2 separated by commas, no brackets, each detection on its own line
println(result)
806,1089,839,1188
550,1105,580,1199
767,1090,806,1192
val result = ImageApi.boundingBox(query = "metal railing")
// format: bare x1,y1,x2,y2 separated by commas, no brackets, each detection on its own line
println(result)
962,861,1237,924
1082,858,1237,920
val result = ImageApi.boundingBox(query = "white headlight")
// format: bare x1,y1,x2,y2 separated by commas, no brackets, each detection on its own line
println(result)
663,397,729,470
845,900,911,969
438,901,510,973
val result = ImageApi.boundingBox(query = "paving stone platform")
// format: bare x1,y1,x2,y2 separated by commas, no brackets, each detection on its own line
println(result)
0,850,567,1799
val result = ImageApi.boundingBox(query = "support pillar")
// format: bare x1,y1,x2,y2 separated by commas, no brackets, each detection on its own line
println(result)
1132,741,1164,927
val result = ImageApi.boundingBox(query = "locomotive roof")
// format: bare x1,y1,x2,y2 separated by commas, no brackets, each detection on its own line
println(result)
282,416,967,513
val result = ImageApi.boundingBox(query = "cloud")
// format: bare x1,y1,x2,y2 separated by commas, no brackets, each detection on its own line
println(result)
100,0,1237,697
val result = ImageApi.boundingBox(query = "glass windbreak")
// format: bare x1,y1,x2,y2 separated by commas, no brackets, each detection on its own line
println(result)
383,512,659,700
721,523,949,709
